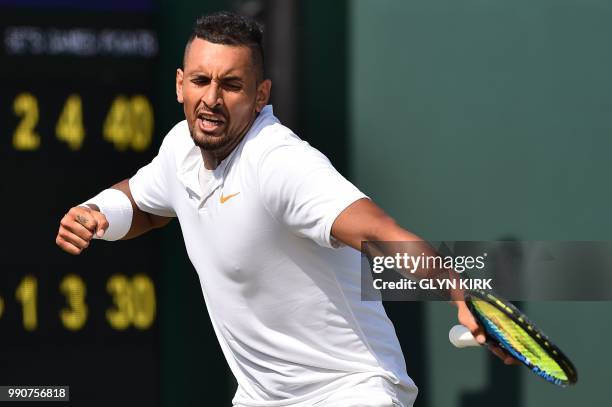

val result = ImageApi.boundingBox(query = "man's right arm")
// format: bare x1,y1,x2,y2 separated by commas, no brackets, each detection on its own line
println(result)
56,178,173,255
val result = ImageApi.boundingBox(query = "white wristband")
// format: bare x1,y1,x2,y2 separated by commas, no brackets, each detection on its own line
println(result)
81,189,133,241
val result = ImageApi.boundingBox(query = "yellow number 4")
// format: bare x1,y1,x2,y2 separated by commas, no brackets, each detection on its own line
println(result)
56,94,85,151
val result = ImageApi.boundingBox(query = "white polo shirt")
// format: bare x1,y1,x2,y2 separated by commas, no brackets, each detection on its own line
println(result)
129,106,417,406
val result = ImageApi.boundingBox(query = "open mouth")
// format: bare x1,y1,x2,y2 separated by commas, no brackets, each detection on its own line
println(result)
197,112,225,132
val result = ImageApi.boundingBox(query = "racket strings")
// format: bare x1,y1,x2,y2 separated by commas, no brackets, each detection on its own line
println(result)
472,301,569,385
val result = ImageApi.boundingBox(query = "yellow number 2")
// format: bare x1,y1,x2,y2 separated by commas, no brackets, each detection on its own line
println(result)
56,94,86,150
59,274,88,331
12,93,41,151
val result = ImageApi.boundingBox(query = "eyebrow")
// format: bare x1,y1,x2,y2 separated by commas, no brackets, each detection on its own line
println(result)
221,76,243,82
188,72,243,81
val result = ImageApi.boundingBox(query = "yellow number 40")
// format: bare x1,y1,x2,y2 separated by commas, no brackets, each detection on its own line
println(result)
103,95,154,152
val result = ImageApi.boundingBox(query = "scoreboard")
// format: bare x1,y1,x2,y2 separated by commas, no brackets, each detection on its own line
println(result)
0,1,162,405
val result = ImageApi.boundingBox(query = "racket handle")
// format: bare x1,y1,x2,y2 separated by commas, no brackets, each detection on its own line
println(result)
449,325,480,348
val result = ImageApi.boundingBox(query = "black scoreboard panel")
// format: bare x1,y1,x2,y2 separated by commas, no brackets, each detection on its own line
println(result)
0,2,161,405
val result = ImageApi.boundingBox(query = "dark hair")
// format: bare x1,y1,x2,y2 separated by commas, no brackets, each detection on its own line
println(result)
185,11,265,81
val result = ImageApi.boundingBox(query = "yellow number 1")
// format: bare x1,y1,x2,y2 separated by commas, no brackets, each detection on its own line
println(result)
15,275,37,331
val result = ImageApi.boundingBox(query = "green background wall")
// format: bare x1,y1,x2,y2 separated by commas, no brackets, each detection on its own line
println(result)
150,0,610,405
350,1,611,405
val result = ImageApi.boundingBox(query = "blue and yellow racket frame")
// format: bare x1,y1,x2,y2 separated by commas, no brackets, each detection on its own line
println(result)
465,289,578,386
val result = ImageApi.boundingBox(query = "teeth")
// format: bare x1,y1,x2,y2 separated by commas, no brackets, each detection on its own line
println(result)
199,116,223,124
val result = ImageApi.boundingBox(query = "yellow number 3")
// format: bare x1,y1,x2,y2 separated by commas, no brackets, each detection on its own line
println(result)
60,274,88,331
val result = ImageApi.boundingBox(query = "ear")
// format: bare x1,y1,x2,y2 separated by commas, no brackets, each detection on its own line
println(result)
176,68,184,104
255,79,272,113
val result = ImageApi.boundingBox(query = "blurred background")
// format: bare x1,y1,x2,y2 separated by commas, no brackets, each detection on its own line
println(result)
0,0,610,405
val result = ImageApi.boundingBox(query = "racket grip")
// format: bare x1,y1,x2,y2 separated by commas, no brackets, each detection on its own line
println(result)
449,325,480,348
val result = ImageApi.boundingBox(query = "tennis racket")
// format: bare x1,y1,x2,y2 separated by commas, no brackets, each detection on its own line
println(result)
449,289,578,387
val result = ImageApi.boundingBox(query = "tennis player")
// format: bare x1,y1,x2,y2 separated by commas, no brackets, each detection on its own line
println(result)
55,12,512,407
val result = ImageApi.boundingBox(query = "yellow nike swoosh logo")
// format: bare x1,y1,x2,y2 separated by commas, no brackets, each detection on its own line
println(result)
220,191,240,204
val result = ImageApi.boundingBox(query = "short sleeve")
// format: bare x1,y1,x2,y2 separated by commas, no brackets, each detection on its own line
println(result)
129,135,177,218
258,142,367,248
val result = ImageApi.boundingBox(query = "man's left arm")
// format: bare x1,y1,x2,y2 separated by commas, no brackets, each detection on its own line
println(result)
331,197,516,365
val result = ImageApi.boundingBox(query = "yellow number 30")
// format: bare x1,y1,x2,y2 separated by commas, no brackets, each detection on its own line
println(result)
106,274,156,330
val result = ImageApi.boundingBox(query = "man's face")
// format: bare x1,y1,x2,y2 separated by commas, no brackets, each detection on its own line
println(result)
176,38,270,157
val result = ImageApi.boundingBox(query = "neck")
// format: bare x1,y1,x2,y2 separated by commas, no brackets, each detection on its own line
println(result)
201,150,220,170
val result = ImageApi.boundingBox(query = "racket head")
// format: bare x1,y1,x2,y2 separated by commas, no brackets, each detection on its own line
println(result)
465,290,578,387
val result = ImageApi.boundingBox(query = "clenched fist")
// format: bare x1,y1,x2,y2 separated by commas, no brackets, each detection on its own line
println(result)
56,206,109,255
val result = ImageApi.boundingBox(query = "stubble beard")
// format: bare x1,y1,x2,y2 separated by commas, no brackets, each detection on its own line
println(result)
189,123,231,152
189,113,257,156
